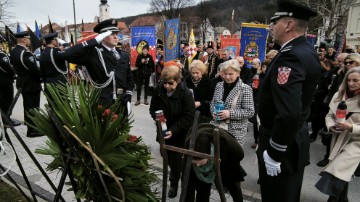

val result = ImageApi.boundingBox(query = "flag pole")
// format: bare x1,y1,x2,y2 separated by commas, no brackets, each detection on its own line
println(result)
72,0,78,43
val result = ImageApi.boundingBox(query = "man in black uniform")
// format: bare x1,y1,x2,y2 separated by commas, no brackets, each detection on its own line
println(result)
206,41,220,79
0,44,16,121
256,1,321,201
10,31,43,137
39,32,68,96
135,46,154,106
60,19,134,113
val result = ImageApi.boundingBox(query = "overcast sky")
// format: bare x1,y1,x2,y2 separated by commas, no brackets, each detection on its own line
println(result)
7,0,152,30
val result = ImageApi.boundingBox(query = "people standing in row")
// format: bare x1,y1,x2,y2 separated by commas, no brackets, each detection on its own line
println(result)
256,1,321,201
185,60,215,123
149,65,195,198
210,59,254,146
315,67,360,202
10,31,43,137
318,53,360,176
135,46,155,106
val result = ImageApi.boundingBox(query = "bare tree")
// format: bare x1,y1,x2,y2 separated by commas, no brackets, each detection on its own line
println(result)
301,0,353,38
0,0,14,25
150,0,195,19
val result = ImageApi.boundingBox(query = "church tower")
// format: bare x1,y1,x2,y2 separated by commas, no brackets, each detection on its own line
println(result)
99,0,110,22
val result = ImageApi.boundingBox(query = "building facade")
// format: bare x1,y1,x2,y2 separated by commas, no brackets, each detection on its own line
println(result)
347,0,360,50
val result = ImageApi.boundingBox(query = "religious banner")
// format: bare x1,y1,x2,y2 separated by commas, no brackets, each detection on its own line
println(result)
164,18,180,62
188,29,197,63
130,26,156,69
220,34,240,59
240,23,269,67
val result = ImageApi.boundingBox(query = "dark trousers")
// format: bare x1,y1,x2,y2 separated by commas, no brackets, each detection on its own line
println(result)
310,100,329,139
185,168,212,202
257,132,305,202
136,76,149,101
0,83,14,116
22,91,40,133
168,150,183,185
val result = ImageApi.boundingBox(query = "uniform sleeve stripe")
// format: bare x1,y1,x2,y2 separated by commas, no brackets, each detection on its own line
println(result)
126,90,133,95
270,138,287,152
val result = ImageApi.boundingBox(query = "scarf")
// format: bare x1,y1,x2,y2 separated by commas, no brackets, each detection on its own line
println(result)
191,77,202,88
192,144,215,184
345,89,360,100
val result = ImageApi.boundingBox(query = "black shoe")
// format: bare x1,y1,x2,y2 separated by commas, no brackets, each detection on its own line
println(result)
167,185,178,198
27,132,45,138
317,158,329,167
11,119,22,126
134,100,140,106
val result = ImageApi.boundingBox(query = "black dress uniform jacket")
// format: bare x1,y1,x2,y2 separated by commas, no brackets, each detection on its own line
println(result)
10,45,41,92
0,51,15,85
39,47,67,84
257,36,321,171
59,39,134,103
0,51,16,116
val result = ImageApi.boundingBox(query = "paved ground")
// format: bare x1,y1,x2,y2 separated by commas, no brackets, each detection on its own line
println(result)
1,87,360,201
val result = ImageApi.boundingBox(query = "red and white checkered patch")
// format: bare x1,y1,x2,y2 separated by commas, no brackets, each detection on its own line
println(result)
277,66,291,84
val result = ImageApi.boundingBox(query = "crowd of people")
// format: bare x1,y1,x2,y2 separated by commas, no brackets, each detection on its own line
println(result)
1,0,360,202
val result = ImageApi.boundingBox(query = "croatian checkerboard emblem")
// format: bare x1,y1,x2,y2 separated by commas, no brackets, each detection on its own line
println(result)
277,66,291,84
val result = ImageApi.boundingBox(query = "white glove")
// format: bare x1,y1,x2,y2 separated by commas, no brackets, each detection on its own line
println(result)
57,38,66,45
263,150,281,176
95,31,112,43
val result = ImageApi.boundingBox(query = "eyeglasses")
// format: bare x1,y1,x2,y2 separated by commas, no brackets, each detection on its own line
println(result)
163,81,174,85
344,61,355,65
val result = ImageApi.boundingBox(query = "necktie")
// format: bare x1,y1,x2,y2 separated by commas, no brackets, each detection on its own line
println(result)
111,49,120,61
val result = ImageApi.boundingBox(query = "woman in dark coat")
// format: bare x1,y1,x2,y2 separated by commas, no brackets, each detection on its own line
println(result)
184,123,247,202
149,65,195,198
186,60,215,123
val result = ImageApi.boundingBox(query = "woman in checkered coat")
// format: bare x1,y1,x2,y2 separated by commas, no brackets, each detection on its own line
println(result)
210,59,255,145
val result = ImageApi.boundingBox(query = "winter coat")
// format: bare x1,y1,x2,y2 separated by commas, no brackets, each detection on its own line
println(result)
210,79,255,145
135,53,155,78
324,92,360,182
149,81,195,147
185,75,215,122
185,123,247,184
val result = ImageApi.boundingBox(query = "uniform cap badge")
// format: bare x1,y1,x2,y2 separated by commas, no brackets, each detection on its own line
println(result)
277,66,291,84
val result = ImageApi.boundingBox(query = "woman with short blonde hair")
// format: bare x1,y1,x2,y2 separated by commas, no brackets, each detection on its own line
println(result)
189,60,208,75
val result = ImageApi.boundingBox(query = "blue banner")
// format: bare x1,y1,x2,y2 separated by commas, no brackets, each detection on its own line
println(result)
240,23,269,68
35,21,41,38
164,18,180,62
130,26,156,67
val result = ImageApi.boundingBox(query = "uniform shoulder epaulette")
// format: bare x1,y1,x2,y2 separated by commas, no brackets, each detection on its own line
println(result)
281,45,292,53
